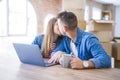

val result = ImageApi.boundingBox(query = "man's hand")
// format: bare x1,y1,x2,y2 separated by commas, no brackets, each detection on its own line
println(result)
70,56,84,69
48,51,65,63
70,56,94,69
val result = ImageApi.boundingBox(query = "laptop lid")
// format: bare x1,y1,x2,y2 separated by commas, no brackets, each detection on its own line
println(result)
13,43,46,66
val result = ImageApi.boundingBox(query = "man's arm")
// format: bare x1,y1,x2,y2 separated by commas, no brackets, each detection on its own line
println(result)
86,36,111,68
70,35,111,69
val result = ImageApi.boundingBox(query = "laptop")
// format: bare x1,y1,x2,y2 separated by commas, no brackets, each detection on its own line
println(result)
13,43,56,67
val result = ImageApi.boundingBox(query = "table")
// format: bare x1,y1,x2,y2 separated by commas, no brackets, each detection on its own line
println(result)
0,40,120,80
0,53,120,80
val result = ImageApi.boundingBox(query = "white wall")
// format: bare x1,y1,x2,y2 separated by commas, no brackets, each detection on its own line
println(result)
114,6,120,37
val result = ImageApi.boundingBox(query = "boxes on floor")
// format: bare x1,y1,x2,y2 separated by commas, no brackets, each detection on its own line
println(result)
91,31,113,42
112,40,120,60
78,20,86,30
86,20,114,31
62,0,85,10
101,42,113,56
63,9,84,20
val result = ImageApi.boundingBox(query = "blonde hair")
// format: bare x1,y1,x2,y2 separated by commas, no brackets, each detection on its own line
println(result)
42,17,57,58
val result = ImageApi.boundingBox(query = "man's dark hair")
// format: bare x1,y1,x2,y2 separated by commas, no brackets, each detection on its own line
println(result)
57,11,78,30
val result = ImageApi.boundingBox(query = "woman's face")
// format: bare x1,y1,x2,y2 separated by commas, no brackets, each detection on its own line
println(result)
54,21,61,35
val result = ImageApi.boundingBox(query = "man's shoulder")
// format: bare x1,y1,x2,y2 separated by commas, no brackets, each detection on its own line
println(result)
77,28,93,38
83,31,96,39
82,31,100,44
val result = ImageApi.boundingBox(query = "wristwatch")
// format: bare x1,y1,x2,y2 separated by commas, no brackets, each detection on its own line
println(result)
83,61,89,68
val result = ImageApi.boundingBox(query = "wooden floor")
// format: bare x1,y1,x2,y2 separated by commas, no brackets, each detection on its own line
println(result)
0,37,120,80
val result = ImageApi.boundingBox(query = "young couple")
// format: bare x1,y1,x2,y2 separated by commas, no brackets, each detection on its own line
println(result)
32,11,111,69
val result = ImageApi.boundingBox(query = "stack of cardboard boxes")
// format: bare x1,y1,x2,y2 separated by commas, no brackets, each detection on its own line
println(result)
112,39,120,68
62,0,86,30
86,20,114,56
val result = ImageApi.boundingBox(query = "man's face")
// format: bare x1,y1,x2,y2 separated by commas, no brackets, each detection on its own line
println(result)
57,19,65,35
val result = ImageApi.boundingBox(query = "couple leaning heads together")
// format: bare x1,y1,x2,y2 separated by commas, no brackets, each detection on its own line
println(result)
32,11,111,69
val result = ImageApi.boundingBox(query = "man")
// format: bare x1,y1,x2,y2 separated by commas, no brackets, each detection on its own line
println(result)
49,11,111,69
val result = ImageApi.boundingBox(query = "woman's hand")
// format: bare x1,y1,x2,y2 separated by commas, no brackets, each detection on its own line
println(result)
48,51,65,63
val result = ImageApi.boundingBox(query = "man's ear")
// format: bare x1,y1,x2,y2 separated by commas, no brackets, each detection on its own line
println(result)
63,26,68,32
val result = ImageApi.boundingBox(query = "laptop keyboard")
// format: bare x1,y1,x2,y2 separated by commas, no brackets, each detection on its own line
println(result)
44,60,56,67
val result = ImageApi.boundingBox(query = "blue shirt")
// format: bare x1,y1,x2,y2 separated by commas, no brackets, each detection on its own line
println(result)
52,28,111,69
32,34,44,49
32,34,63,51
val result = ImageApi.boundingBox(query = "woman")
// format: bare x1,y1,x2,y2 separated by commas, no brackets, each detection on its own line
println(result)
32,17,63,58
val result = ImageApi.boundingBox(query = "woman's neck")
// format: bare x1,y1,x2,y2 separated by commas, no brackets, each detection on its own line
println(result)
54,34,58,40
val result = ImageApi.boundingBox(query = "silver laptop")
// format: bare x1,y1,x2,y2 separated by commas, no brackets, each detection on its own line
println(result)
13,43,56,67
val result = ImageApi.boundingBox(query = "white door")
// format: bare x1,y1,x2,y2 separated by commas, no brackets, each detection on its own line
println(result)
114,6,120,38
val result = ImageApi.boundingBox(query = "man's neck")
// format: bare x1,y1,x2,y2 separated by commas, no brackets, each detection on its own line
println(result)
67,28,77,42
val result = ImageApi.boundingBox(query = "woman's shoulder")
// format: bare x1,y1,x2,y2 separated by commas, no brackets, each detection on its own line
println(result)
34,34,44,41
34,34,44,40
32,33,44,45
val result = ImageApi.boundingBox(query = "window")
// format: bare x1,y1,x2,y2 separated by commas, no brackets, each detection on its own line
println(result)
0,0,7,36
0,0,37,36
8,0,27,35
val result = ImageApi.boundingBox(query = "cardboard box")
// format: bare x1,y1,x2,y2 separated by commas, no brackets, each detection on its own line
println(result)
112,42,120,60
101,42,112,56
86,20,114,31
78,20,86,30
115,60,120,68
91,31,112,42
62,0,85,10
63,9,84,20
